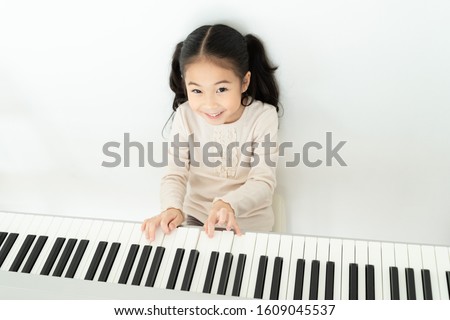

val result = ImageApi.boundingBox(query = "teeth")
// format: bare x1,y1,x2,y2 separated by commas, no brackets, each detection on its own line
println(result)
209,112,221,117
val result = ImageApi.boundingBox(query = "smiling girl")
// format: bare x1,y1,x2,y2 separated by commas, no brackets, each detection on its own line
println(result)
142,24,280,240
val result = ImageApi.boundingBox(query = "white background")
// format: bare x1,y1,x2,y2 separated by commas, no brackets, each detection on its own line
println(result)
1,0,449,246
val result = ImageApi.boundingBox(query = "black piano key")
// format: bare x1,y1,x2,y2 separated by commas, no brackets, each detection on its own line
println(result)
40,237,66,276
131,245,152,286
98,242,121,282
0,233,19,268
309,260,320,300
349,263,358,300
145,246,165,287
217,252,233,295
181,249,200,291
203,251,219,293
118,244,139,284
52,238,77,277
293,258,305,300
84,241,108,280
446,271,450,299
389,266,400,300
270,256,283,300
405,267,416,300
65,239,89,278
231,253,247,297
325,261,335,300
0,232,7,248
9,234,36,272
365,264,375,300
421,269,433,300
254,255,268,299
166,248,185,289
21,235,48,273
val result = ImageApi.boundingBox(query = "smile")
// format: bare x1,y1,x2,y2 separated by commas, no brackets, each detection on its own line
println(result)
205,111,224,119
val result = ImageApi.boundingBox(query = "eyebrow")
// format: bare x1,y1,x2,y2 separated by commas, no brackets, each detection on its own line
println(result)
187,80,232,86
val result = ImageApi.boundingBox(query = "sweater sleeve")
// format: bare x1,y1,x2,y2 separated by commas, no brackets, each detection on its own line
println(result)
214,107,279,217
160,109,190,212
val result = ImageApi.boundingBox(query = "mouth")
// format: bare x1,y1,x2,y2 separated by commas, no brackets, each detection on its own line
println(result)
205,111,224,119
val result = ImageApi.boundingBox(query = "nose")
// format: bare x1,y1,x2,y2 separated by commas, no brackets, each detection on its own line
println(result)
204,94,219,110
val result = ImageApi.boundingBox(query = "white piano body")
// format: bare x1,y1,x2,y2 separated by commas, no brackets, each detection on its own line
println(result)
1,210,449,300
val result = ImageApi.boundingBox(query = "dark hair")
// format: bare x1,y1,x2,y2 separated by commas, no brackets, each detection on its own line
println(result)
169,24,280,112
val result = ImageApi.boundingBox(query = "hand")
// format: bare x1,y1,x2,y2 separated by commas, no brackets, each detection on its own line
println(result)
205,200,242,238
141,208,184,242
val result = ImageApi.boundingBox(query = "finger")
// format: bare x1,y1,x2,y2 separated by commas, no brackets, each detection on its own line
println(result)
234,223,243,236
146,216,161,242
226,216,242,236
160,215,172,234
169,212,184,231
218,208,227,225
206,213,217,238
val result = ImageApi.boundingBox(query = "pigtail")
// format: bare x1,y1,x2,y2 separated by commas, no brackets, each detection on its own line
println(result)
169,41,188,111
244,34,280,112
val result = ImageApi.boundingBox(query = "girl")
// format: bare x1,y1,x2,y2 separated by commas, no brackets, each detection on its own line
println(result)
141,24,280,241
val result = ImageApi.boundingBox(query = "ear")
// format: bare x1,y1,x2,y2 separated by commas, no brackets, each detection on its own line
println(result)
241,71,251,92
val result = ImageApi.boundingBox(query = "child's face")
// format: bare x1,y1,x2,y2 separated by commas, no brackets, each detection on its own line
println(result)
184,58,250,125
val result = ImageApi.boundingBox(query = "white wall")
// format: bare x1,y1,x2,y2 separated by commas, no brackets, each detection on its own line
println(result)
1,0,449,245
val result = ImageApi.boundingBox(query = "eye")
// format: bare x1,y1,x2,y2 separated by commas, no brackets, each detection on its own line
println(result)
217,87,228,93
191,89,202,94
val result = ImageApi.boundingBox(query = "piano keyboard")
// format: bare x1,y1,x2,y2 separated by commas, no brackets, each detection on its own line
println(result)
1,210,450,300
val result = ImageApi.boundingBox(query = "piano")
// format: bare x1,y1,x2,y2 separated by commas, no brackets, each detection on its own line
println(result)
1,210,449,300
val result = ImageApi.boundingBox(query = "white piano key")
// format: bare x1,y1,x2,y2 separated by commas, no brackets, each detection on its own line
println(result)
316,237,329,300
236,232,257,298
286,235,305,299
302,237,317,300
136,226,165,287
106,223,139,283
341,239,355,300
5,214,47,272
37,217,75,275
60,219,96,277
277,235,293,300
31,217,65,274
93,222,124,281
394,243,408,300
98,222,129,282
224,232,250,296
174,227,201,291
211,230,235,295
435,246,450,300
0,212,8,230
329,238,342,300
381,242,395,299
158,227,189,289
355,240,367,300
368,241,383,300
194,231,222,293
262,234,281,300
246,232,268,298
187,231,212,292
0,212,18,233
112,223,143,283
49,218,84,276
408,244,424,300
77,220,113,279
72,220,103,279
421,245,440,299
20,215,54,272
1,214,38,271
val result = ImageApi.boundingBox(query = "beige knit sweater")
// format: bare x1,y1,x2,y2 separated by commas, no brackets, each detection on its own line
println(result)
160,99,279,232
